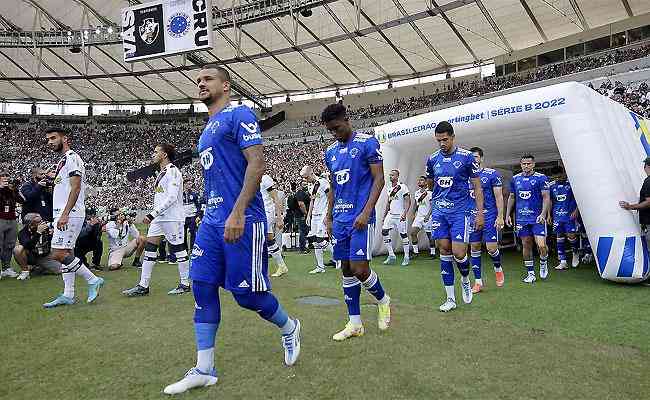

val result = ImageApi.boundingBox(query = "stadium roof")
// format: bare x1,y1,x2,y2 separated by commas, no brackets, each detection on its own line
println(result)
0,0,648,105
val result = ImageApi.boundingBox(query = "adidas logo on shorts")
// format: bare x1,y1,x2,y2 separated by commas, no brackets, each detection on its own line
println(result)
238,281,250,288
355,249,365,256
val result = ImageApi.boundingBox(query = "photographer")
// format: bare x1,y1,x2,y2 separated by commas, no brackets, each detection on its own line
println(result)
20,167,54,222
0,170,22,278
104,210,145,271
182,180,202,250
74,208,103,270
13,213,61,280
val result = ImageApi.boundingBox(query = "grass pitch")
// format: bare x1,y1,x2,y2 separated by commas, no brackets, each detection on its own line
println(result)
1,248,649,400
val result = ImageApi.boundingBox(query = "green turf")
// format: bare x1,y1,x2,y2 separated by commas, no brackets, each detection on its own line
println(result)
1,247,649,400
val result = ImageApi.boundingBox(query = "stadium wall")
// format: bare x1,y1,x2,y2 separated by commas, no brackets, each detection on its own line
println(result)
374,81,650,283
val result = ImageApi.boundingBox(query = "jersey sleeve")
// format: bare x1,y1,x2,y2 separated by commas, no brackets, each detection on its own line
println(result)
541,175,550,191
467,153,480,179
509,177,515,193
426,156,435,180
492,171,503,187
234,107,263,149
152,168,182,218
401,184,410,197
364,137,383,164
67,154,83,177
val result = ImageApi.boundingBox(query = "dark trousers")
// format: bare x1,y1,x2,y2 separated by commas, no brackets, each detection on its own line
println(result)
75,238,102,267
296,216,308,251
185,216,198,250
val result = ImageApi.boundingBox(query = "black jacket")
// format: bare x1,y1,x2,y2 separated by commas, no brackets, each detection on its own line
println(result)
20,181,53,222
18,225,52,257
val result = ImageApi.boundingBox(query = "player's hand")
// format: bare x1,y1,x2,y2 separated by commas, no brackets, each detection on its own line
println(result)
619,201,632,210
224,211,245,243
353,212,369,230
536,214,546,224
36,222,49,234
505,215,513,227
400,213,407,222
57,214,69,231
325,216,333,237
494,216,504,230
474,213,485,231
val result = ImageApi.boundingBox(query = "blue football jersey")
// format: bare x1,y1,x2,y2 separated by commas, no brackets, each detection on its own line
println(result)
197,105,266,227
324,132,383,224
550,180,577,222
426,147,479,214
509,172,549,224
469,168,502,215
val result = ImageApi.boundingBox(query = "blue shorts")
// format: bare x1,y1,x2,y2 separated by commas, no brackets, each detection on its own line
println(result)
553,220,578,235
516,222,547,237
189,221,270,294
470,213,499,243
430,209,471,243
332,221,374,262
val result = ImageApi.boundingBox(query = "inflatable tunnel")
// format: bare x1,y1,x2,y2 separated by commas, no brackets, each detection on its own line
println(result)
373,81,650,283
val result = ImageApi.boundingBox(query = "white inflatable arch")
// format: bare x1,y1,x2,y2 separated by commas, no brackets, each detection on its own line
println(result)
373,81,650,283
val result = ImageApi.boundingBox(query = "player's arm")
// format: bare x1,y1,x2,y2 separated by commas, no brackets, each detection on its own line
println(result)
270,189,284,223
539,186,551,224
325,174,335,236
506,193,515,227
58,174,81,229
225,144,265,242
401,192,411,221
493,185,505,229
148,171,181,221
355,162,385,230
471,177,484,230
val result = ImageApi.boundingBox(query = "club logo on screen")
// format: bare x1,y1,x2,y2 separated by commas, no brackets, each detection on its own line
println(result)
167,12,190,38
139,18,159,45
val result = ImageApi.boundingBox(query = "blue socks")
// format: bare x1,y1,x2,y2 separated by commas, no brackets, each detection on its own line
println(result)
361,270,386,303
440,254,454,286
342,276,361,324
489,249,502,271
557,237,566,261
471,250,482,280
454,255,470,277
193,280,221,373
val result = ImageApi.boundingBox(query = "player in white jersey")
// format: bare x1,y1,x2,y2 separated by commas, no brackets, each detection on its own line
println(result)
300,166,335,274
260,174,289,277
122,144,190,297
381,169,411,266
42,127,104,308
409,175,437,259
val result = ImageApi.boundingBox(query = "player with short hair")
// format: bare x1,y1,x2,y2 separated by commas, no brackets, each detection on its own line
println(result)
122,144,191,296
381,169,411,266
322,102,391,341
426,121,484,312
549,166,580,270
300,166,335,274
468,147,505,293
261,174,289,277
163,65,300,395
409,176,437,259
506,154,551,283
42,127,104,308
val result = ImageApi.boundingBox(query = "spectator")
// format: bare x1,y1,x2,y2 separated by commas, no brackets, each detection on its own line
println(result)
13,213,61,280
287,181,310,253
0,170,22,278
20,167,54,222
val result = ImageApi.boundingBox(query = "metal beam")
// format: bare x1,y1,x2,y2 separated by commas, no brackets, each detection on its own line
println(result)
429,0,479,62
348,0,417,75
45,48,116,102
568,0,589,31
79,46,144,101
520,0,548,42
23,47,92,102
0,14,22,31
71,0,114,26
475,0,512,52
0,49,60,101
391,0,447,67
620,0,634,17
23,0,70,30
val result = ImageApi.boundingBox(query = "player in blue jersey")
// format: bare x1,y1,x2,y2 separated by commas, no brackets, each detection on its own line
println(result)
549,166,580,270
321,103,391,341
506,154,551,283
163,65,300,395
426,122,484,312
468,147,505,293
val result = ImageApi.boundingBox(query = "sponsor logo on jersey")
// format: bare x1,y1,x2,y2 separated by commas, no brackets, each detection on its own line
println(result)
199,147,214,170
556,194,567,202
437,176,453,188
334,169,350,185
435,199,454,208
242,132,262,142
519,190,532,200
207,196,224,206
240,121,258,134
334,199,354,212
339,147,348,154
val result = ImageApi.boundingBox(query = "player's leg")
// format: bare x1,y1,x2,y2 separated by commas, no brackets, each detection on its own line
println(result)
410,223,421,258
108,246,125,271
430,213,455,311
534,223,549,280
425,222,437,258
349,222,390,331
131,236,146,267
485,240,504,287
381,216,396,264
566,220,580,267
225,222,300,366
399,219,410,266
13,245,30,280
268,232,288,277
332,223,364,341
554,222,568,270
309,236,329,274
123,223,162,296
469,241,483,293
450,212,472,304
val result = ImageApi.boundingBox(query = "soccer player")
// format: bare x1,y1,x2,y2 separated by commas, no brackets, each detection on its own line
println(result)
506,154,551,283
549,167,580,270
163,65,300,395
42,127,104,308
122,144,190,296
300,166,334,274
260,174,289,277
468,147,505,293
381,169,411,266
322,103,391,341
409,175,437,259
426,121,484,312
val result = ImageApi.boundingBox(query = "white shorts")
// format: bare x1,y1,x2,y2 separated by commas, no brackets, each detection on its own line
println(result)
382,214,407,235
51,217,84,250
265,210,276,234
147,220,184,245
308,214,327,238
108,239,138,266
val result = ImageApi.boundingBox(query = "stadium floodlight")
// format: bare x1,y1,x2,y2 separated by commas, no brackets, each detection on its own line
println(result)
107,26,113,34
95,28,100,34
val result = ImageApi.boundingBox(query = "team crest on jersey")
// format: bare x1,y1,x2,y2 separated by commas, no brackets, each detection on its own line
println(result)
350,148,359,158
206,120,220,133
453,161,462,169
481,177,488,183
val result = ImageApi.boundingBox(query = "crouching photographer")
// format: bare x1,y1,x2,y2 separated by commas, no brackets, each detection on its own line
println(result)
13,213,61,280
104,209,145,270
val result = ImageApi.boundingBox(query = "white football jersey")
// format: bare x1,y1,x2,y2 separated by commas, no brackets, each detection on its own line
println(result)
309,177,330,216
414,188,432,219
52,150,86,219
260,174,276,214
105,220,140,250
386,182,409,215
152,163,184,222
